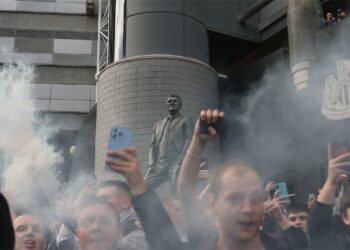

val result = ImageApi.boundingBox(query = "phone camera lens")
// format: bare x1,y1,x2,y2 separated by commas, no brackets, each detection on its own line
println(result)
118,132,123,136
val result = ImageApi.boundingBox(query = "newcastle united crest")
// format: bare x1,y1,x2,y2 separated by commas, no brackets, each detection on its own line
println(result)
321,60,350,120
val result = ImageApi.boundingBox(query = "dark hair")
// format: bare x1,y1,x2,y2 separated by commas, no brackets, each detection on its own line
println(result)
78,196,120,222
287,202,309,215
98,180,132,198
209,160,260,198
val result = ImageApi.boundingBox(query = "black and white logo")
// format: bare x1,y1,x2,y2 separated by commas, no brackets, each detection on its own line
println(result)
321,60,350,120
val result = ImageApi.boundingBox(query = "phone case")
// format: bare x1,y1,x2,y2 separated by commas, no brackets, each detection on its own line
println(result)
274,182,288,197
105,126,133,172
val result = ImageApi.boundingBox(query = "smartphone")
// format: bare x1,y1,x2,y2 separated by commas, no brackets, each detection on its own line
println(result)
105,126,133,172
200,117,223,135
332,141,350,158
273,182,289,197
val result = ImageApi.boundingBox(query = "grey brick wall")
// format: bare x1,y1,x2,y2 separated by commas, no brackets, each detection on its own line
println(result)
96,54,219,182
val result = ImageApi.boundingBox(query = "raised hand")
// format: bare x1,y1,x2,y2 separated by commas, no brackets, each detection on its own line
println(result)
194,109,224,144
106,147,147,195
327,143,350,185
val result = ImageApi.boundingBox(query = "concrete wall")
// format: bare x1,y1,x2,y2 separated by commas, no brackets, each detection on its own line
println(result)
95,55,219,182
0,9,98,114
0,0,88,15
0,12,98,66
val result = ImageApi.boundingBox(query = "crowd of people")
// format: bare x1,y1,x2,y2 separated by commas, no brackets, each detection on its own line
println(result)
323,9,347,25
1,109,350,250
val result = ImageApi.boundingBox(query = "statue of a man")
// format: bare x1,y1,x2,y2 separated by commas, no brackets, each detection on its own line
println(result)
145,94,193,193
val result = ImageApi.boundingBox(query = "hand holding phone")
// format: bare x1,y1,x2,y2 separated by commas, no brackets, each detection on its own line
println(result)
200,117,223,135
105,126,132,172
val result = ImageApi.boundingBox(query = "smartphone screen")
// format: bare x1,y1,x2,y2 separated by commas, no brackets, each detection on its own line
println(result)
105,126,132,172
273,182,289,197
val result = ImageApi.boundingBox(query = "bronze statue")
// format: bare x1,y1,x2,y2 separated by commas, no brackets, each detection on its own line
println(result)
145,94,193,193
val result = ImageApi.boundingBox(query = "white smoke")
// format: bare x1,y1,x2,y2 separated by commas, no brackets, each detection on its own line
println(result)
0,63,62,209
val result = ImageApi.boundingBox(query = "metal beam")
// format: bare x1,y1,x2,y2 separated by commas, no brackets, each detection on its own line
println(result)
97,0,111,74
238,0,275,24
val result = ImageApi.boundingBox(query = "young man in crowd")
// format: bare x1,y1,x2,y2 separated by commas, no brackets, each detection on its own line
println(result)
309,144,350,249
97,180,148,249
56,180,147,250
325,12,336,25
287,203,310,241
177,109,309,250
337,9,347,22
164,195,188,243
13,213,48,250
76,197,122,250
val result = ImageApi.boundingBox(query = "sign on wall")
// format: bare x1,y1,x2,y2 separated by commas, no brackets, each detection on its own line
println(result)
321,60,350,120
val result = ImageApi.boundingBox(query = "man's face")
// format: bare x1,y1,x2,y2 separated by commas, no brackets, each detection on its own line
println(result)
327,13,333,20
97,186,130,212
76,203,122,250
167,96,181,113
165,199,185,225
14,215,46,250
288,212,309,234
211,169,264,243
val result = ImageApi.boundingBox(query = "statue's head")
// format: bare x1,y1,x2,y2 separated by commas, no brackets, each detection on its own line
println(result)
167,94,182,114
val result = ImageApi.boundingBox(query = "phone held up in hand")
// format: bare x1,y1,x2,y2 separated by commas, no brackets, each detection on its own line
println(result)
105,126,133,172
269,182,292,205
273,182,289,197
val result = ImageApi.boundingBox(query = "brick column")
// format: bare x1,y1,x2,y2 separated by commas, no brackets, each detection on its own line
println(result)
96,54,219,182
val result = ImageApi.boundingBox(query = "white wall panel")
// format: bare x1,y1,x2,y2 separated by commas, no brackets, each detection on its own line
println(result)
31,83,51,99
56,3,86,14
17,1,55,12
51,84,91,100
34,99,50,111
13,53,53,64
54,39,92,55
0,37,15,52
50,99,90,113
0,52,14,62
0,0,17,11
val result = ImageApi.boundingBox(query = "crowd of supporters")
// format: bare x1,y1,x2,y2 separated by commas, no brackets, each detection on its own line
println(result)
322,9,347,25
1,109,350,250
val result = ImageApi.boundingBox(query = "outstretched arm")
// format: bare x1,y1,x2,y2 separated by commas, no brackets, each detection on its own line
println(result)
177,110,224,244
310,144,350,242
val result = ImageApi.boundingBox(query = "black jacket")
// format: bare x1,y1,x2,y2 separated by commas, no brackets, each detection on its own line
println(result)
309,201,350,250
0,192,15,250
132,190,183,250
